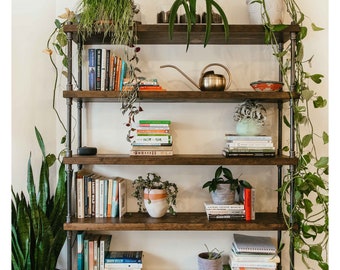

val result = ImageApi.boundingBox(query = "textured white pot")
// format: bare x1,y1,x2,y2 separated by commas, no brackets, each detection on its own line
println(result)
211,184,235,205
197,252,223,270
236,119,263,136
143,189,168,218
246,0,283,24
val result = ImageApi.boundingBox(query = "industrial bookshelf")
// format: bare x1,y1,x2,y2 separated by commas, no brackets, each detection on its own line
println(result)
62,23,299,270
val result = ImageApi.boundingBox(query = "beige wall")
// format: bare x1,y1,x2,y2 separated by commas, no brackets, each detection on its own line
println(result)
11,0,331,269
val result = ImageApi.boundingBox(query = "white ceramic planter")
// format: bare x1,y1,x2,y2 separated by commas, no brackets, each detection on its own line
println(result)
143,189,168,218
236,119,263,136
246,0,283,24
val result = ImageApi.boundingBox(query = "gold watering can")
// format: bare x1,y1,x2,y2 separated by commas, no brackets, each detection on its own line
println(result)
160,63,232,91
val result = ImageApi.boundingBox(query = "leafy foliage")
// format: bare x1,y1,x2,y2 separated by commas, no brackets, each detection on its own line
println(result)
169,0,229,51
11,127,67,270
132,173,178,215
202,166,252,194
255,0,329,268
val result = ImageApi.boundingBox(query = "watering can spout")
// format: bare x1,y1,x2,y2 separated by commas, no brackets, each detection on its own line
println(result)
160,64,200,90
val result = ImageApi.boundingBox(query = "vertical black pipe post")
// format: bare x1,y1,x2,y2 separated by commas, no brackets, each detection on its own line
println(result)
66,25,74,270
77,42,83,170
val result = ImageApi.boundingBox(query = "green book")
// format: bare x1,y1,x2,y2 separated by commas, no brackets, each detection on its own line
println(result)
139,120,171,124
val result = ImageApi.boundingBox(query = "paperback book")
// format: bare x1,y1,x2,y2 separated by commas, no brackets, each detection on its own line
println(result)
104,251,143,264
233,234,277,254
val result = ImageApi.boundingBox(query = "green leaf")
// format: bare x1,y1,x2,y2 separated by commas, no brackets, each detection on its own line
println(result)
314,157,328,169
301,134,312,148
310,73,324,84
311,23,324,31
301,89,314,101
322,132,328,144
318,261,329,270
309,245,323,261
313,96,327,108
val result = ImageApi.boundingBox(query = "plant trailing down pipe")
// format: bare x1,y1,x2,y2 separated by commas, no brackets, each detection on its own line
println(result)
160,64,201,90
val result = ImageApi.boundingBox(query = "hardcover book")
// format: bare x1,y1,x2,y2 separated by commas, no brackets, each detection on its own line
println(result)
88,48,96,90
104,250,143,263
95,48,102,90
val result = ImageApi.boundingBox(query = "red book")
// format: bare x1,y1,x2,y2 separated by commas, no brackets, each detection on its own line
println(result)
244,188,252,221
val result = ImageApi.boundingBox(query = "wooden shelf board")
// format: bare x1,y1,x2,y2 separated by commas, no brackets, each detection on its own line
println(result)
63,90,299,103
63,24,300,45
64,212,286,231
63,154,297,166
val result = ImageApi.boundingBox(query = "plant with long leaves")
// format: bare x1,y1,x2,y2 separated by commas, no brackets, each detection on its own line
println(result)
249,0,329,268
11,127,67,270
169,0,229,51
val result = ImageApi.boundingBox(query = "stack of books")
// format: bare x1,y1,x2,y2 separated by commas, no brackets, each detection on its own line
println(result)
223,134,275,157
130,120,173,156
229,234,279,270
138,78,165,91
104,250,143,269
204,202,245,220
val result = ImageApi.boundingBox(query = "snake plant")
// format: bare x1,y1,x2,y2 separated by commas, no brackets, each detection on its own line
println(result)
11,127,67,270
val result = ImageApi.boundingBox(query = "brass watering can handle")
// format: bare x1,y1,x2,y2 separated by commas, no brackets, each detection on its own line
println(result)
201,63,232,90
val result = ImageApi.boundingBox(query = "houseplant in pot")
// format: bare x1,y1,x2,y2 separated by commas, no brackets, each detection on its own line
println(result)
233,99,267,136
197,244,224,270
132,173,178,218
202,166,252,204
11,127,67,270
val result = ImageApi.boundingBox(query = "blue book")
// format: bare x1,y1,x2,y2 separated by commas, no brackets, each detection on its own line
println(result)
95,49,102,90
88,49,96,90
104,250,143,263
77,231,85,270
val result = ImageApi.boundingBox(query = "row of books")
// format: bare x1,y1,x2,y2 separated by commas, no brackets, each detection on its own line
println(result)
77,232,112,270
223,134,275,157
228,233,279,270
76,170,127,218
204,187,255,221
130,120,173,156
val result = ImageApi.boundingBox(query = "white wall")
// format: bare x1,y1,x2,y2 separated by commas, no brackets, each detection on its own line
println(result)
11,0,329,269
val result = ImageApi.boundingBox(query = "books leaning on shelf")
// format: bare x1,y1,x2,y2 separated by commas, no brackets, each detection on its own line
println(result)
104,251,143,269
223,134,275,157
204,202,245,220
76,170,127,218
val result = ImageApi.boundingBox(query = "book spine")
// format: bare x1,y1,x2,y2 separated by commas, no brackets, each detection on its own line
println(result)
244,188,252,221
225,135,272,141
139,120,171,125
225,142,273,147
136,129,170,134
95,49,102,90
119,60,126,91
130,150,173,156
132,142,173,146
115,57,122,91
112,179,119,218
138,123,170,127
105,49,110,91
76,173,84,218
100,49,106,91
207,214,245,220
230,260,277,268
119,178,127,218
88,49,96,90
133,135,172,144
251,188,256,220
204,203,245,210
77,232,85,270
205,209,245,215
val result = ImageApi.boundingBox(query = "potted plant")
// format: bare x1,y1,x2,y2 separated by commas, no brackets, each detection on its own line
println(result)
168,0,229,51
11,127,67,270
132,172,178,218
259,1,329,269
202,166,252,205
233,99,267,136
197,244,224,270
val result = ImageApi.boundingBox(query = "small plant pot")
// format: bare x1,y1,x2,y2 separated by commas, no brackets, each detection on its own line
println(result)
236,119,263,136
197,252,223,270
143,189,168,218
211,183,235,205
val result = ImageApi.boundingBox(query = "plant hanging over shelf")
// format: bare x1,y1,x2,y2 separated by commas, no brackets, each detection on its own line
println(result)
256,0,329,268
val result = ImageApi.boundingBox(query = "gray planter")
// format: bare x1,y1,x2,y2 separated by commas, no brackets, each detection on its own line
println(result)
211,183,235,205
197,252,223,270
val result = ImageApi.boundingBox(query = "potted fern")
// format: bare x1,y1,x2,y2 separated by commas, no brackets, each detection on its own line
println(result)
132,173,178,218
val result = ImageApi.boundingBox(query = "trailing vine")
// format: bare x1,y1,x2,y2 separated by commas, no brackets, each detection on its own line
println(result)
253,0,329,269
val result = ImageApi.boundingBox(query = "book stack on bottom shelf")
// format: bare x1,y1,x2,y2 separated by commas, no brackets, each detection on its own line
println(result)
228,234,279,270
130,120,173,156
223,135,275,157
104,250,143,270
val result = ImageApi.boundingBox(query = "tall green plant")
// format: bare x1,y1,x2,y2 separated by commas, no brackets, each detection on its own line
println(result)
254,0,329,269
11,127,67,270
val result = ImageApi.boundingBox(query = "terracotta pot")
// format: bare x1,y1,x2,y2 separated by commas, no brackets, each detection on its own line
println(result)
143,189,168,218
197,252,223,270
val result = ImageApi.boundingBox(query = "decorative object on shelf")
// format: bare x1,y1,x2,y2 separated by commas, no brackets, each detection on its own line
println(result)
233,99,267,136
11,127,67,270
132,173,178,217
246,0,283,24
160,63,231,91
250,80,284,92
168,0,229,50
76,0,139,45
202,166,252,204
197,244,224,270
